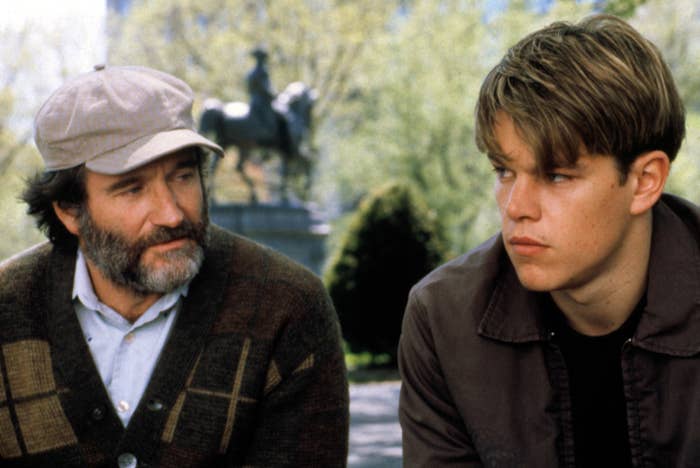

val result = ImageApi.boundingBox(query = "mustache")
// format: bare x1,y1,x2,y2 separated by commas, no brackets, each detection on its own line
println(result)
137,220,207,249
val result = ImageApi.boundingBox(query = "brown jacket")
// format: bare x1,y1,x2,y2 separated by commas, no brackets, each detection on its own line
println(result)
399,194,700,467
0,225,349,467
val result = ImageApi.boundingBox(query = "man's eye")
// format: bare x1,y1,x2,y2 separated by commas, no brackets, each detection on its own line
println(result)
120,185,143,196
492,166,513,179
175,170,196,181
547,173,571,183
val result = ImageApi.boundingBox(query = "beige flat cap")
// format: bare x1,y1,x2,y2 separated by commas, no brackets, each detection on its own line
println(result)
34,65,223,175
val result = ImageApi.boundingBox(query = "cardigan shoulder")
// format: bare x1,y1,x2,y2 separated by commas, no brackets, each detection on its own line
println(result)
204,224,330,327
200,224,340,374
207,224,325,294
0,241,53,303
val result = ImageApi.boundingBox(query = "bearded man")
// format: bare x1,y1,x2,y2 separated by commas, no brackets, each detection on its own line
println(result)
0,65,348,467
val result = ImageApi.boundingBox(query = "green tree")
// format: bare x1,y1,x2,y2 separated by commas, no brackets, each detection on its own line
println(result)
325,182,446,363
597,0,647,17
630,0,700,108
630,0,700,202
0,24,37,172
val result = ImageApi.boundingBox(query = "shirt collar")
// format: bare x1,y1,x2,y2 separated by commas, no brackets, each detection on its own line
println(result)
72,249,189,327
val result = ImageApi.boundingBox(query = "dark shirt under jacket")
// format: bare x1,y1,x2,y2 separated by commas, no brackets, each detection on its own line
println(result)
550,295,643,468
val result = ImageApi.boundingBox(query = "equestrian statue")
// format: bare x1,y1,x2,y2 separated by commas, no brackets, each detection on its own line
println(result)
199,48,317,203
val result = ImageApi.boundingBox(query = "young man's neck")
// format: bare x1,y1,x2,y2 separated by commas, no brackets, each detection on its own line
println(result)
550,213,653,337
84,259,161,323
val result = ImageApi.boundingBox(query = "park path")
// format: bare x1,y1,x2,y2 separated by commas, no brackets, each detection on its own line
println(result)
348,381,402,467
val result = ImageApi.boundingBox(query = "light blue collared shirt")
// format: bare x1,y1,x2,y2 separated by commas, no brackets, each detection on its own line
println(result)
72,249,186,427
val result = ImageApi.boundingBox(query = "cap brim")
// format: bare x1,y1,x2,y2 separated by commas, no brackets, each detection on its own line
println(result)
85,128,224,175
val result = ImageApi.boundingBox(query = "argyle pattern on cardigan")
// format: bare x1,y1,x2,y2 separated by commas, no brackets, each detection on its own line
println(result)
0,339,77,457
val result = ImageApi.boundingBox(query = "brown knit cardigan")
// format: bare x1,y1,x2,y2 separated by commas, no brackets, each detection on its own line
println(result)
0,225,349,467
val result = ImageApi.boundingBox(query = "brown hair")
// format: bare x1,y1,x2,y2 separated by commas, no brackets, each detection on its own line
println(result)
475,14,685,176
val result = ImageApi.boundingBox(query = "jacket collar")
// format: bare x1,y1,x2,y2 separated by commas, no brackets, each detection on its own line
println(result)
634,195,700,356
477,256,550,343
478,195,700,356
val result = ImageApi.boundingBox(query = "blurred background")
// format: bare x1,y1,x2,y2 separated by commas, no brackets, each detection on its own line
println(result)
2,1,699,465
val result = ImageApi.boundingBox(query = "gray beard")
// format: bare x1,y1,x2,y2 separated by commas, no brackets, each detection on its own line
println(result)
78,210,209,296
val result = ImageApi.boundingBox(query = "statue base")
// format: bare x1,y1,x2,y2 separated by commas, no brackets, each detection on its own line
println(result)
209,202,330,275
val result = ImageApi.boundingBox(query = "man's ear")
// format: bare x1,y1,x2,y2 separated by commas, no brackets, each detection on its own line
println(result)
629,150,670,216
52,202,81,236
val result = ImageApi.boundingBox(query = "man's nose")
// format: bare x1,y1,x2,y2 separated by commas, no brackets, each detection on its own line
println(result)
504,177,541,221
149,183,185,228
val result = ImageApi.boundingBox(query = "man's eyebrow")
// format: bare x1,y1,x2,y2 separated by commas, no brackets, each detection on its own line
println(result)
105,175,142,194
104,154,199,194
487,152,511,165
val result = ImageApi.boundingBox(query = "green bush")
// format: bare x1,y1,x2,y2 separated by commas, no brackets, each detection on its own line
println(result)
325,182,447,363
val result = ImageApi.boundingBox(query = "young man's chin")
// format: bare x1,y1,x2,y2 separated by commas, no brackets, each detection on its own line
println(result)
512,265,563,293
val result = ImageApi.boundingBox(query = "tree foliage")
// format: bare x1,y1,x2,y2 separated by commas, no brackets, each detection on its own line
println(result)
108,0,396,127
629,0,700,202
599,0,647,18
630,0,700,107
0,24,40,172
325,182,446,361
0,22,81,261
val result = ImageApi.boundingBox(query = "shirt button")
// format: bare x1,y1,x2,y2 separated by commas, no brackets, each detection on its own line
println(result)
117,452,137,468
125,333,135,343
91,406,105,421
147,399,164,411
117,400,130,413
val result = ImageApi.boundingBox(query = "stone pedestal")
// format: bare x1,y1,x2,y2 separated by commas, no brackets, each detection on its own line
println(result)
209,202,330,275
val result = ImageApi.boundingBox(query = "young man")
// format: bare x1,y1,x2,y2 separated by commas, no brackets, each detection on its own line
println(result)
399,14,699,467
0,65,348,466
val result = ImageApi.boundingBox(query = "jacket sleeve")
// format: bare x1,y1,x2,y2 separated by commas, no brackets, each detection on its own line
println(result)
241,287,349,467
398,289,483,467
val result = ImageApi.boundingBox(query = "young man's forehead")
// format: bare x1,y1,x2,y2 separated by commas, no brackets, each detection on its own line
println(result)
486,151,512,166
491,111,590,169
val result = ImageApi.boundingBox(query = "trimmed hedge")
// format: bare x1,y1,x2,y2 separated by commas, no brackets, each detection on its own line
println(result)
325,182,447,363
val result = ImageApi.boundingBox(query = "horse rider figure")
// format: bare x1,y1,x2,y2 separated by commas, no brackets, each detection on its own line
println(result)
199,48,317,203
246,48,278,143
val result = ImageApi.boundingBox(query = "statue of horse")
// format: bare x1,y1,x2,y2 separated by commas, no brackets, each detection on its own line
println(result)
199,81,317,203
